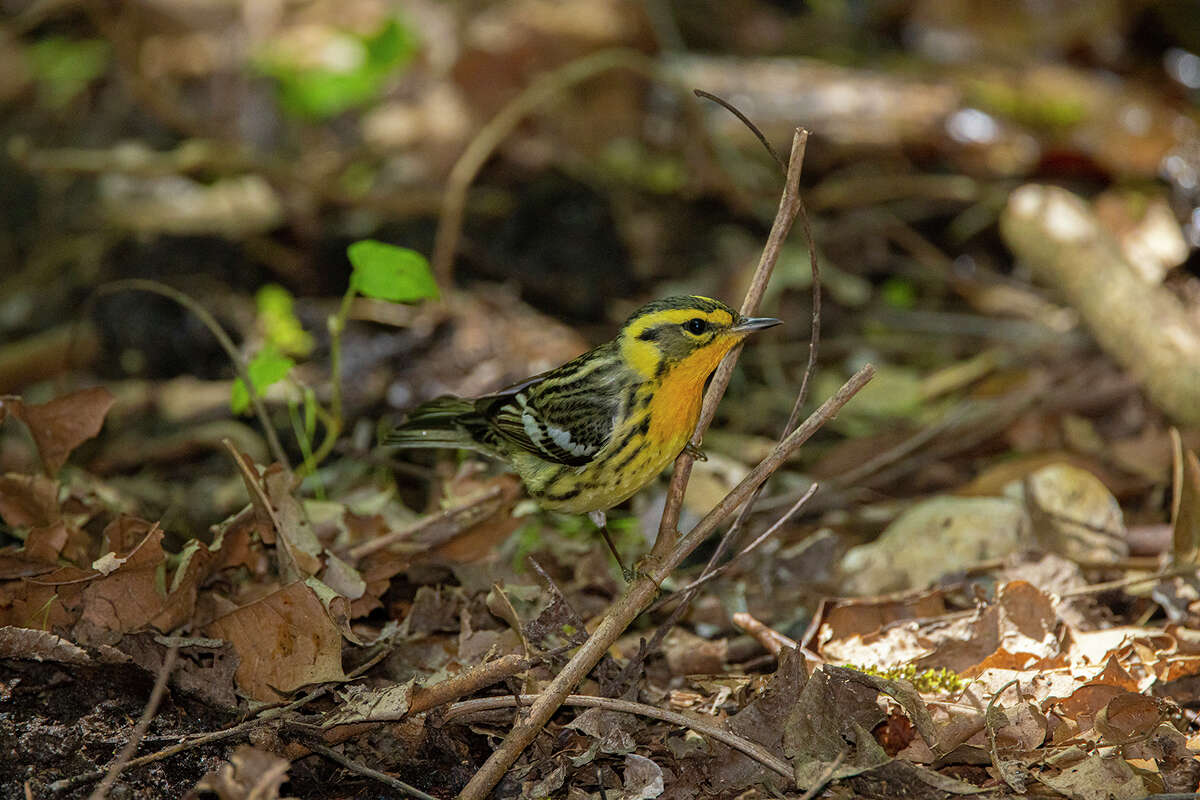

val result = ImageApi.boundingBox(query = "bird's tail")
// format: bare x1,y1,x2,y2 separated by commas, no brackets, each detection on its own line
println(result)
383,397,498,456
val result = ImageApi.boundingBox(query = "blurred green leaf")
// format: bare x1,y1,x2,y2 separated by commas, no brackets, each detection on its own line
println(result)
257,18,417,119
26,37,110,109
256,284,314,357
880,277,917,309
231,345,295,415
348,240,439,303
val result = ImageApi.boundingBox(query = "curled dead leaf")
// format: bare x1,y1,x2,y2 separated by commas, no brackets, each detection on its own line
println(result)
193,745,297,800
7,387,115,475
1094,692,1166,745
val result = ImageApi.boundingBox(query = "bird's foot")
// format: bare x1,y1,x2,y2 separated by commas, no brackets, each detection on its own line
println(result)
684,442,707,461
590,511,633,582
632,553,665,593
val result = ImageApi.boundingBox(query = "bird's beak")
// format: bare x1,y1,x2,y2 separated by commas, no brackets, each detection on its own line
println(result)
731,316,783,334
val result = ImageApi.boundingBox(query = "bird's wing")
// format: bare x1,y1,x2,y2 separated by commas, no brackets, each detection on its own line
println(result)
480,357,623,466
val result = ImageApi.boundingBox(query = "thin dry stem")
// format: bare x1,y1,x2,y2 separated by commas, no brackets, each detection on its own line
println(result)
88,643,179,800
307,742,438,800
347,485,505,559
654,129,810,553
92,279,291,471
650,483,818,614
445,694,792,780
434,49,720,285
693,89,787,172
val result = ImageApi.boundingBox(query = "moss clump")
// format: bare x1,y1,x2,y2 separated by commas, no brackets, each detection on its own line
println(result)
846,663,964,693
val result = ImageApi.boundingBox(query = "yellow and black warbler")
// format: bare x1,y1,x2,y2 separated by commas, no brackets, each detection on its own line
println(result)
384,296,780,554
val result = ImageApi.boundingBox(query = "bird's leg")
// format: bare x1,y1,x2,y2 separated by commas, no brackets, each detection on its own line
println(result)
684,442,707,461
589,510,633,582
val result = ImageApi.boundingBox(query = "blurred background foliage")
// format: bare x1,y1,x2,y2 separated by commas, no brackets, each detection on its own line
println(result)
2,0,1200,543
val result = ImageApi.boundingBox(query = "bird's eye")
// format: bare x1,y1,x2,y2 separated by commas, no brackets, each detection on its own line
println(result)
683,318,708,335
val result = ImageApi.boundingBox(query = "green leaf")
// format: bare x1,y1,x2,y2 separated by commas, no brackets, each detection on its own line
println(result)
365,18,414,69
26,37,110,109
347,240,438,303
255,17,417,119
256,284,314,356
231,345,295,415
879,277,917,309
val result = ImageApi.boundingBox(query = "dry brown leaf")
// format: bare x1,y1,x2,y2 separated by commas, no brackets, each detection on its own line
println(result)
429,474,523,562
0,565,87,630
920,606,1005,674
204,579,346,701
8,387,114,475
1018,464,1127,563
784,665,892,787
1094,692,1166,744
74,523,199,643
226,448,322,581
23,522,68,564
1092,654,1141,691
622,753,664,800
192,745,297,800
814,590,946,648
262,464,323,576
711,649,805,792
0,625,109,664
0,473,60,528
567,707,639,755
207,508,271,577
997,581,1056,642
348,550,410,619
1035,751,1149,800
0,548,57,580
1052,684,1124,734
324,680,415,727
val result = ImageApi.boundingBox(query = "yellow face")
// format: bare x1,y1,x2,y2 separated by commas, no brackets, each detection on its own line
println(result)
618,296,779,382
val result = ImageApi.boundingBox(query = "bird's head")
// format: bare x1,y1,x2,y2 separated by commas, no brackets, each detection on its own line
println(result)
618,295,781,382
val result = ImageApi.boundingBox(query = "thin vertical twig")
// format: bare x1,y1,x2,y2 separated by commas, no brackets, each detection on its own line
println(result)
88,643,179,800
92,280,292,471
653,129,809,554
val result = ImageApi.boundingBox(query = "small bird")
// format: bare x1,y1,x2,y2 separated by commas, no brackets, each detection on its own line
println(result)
384,295,781,568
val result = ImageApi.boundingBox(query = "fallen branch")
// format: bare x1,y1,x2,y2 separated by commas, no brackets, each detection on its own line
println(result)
321,647,573,746
1001,184,1200,426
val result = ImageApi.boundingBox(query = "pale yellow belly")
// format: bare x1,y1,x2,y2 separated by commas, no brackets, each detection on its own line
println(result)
512,424,690,513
